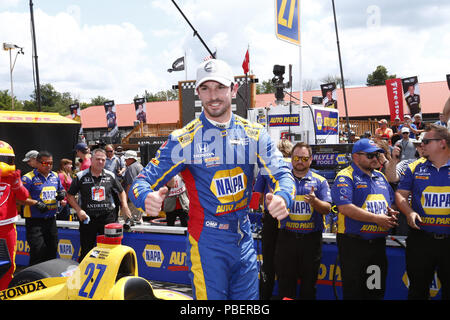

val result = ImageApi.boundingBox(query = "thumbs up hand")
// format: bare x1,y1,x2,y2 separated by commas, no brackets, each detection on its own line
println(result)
304,186,316,205
265,193,289,220
144,186,169,217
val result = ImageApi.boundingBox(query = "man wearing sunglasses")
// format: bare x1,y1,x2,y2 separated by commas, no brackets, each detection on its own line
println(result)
395,124,450,300
22,151,66,266
275,142,332,299
331,139,398,299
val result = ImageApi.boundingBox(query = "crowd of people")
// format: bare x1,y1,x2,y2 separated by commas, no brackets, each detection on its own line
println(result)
0,140,153,290
0,58,449,301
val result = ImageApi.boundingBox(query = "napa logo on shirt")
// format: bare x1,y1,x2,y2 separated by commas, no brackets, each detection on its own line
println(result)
210,167,247,204
290,194,312,221
360,194,389,233
421,186,450,216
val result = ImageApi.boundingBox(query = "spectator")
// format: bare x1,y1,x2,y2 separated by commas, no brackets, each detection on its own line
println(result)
390,116,402,146
123,150,144,224
74,143,91,171
104,144,125,177
444,96,450,128
434,112,447,128
164,174,189,227
331,139,398,299
56,158,73,221
395,124,450,300
411,113,426,138
115,145,126,169
374,119,393,143
22,151,66,266
104,144,125,221
22,150,39,169
394,127,418,161
348,131,358,144
67,148,132,261
399,115,417,139
275,142,332,300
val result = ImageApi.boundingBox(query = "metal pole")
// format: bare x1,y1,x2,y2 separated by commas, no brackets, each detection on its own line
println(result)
171,0,216,58
30,0,41,111
331,0,350,135
9,49,14,110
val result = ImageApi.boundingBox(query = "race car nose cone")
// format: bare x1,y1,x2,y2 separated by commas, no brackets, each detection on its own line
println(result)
105,223,123,238
97,223,124,245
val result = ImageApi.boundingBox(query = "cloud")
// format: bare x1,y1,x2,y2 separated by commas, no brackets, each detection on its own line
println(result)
0,8,153,103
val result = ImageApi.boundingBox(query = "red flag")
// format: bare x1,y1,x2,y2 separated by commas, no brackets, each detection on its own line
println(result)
242,49,249,74
385,78,404,122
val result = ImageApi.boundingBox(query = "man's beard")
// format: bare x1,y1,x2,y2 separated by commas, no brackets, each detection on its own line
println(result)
203,99,230,119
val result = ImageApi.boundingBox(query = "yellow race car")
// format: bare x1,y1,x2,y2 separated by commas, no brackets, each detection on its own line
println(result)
0,223,191,300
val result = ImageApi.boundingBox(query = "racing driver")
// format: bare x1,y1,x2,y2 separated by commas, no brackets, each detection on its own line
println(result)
0,141,29,289
130,59,295,300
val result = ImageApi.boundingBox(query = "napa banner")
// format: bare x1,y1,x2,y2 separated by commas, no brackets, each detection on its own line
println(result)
314,109,339,135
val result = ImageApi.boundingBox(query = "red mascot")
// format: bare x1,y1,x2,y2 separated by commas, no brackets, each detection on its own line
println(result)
0,141,29,289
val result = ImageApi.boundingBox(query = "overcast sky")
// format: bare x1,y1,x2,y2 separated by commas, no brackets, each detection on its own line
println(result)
1,0,449,104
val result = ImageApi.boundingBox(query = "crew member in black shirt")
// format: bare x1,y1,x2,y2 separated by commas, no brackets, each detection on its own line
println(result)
67,148,132,261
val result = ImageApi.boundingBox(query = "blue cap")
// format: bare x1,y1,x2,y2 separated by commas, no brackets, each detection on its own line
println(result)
74,142,88,152
352,139,384,154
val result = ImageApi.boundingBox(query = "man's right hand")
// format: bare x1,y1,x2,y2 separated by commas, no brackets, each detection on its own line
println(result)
77,209,90,222
144,186,169,217
34,201,49,213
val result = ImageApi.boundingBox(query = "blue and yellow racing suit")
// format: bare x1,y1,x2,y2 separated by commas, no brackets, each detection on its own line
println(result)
331,163,395,240
22,169,64,218
130,112,295,300
397,158,450,235
280,170,332,233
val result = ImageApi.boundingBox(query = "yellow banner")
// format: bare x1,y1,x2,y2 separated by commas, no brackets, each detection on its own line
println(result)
0,111,79,124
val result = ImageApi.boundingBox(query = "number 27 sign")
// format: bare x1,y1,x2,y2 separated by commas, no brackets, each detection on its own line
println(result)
275,0,300,45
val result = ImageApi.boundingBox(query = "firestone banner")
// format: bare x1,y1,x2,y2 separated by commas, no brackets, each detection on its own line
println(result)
385,78,404,122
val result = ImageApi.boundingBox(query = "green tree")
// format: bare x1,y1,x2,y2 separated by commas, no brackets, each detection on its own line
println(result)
138,89,178,102
88,96,110,106
27,83,76,115
366,65,396,86
0,89,23,110
256,79,275,94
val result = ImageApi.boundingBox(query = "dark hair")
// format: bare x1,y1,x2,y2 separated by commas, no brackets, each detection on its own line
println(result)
36,151,52,162
425,124,450,148
292,142,312,157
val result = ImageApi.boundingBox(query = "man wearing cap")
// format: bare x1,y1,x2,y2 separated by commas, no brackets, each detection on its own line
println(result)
395,127,418,161
395,124,450,300
375,119,393,143
123,150,144,224
398,115,417,139
331,139,398,299
74,142,91,171
411,113,426,139
129,59,295,300
22,150,39,169
390,116,402,146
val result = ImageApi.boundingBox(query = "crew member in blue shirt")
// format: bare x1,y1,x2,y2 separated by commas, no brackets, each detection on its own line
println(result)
396,124,450,300
22,151,66,266
275,142,332,299
331,139,398,299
